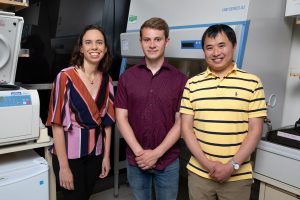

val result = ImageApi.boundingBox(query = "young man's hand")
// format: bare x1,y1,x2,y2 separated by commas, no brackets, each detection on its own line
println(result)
135,149,160,170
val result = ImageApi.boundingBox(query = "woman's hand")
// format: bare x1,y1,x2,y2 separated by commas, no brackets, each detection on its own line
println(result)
99,156,110,178
59,167,74,190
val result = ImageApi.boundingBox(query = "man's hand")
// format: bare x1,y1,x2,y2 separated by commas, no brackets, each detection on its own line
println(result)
135,149,159,170
209,162,234,183
204,160,222,175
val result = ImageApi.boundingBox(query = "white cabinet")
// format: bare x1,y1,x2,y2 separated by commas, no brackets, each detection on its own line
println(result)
285,0,300,25
286,0,300,16
254,141,300,200
0,140,55,200
260,184,300,200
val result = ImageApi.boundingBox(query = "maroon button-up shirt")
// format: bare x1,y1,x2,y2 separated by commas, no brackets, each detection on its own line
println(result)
115,58,187,170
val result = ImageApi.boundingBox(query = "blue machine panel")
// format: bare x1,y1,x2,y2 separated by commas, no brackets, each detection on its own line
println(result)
181,40,202,49
0,95,32,107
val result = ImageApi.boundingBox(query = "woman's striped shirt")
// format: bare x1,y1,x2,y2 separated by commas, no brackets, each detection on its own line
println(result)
46,67,115,159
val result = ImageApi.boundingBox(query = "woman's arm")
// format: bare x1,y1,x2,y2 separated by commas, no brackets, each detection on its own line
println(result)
52,124,74,190
99,125,112,178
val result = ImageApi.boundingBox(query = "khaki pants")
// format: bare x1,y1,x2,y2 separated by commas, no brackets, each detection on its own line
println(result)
188,171,252,200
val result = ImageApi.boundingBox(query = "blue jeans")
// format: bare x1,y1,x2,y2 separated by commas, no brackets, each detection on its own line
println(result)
127,158,179,200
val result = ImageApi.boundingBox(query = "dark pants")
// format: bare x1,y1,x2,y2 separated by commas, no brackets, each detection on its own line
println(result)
52,154,102,200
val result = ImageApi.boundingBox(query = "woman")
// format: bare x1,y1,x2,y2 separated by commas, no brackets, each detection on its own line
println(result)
46,25,115,200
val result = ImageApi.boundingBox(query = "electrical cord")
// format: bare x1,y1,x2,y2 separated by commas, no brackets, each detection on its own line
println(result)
295,118,300,133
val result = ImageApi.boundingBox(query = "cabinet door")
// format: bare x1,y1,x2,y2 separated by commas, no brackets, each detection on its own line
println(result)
265,185,298,200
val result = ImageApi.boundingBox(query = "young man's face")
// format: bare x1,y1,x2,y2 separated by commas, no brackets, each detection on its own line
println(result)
203,31,236,75
140,27,169,62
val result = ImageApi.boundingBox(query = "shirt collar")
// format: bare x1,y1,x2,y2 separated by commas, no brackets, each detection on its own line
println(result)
204,63,238,78
137,57,172,70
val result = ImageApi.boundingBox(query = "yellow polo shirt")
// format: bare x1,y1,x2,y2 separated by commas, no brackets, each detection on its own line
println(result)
180,64,267,181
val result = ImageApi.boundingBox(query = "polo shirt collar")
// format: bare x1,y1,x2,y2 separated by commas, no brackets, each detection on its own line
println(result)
204,63,238,78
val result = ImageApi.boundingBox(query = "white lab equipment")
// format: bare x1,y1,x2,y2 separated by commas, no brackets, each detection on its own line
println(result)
254,140,300,200
0,12,23,85
0,89,40,146
255,140,300,189
0,150,49,200
285,0,300,16
0,12,40,146
117,0,296,198
120,0,293,130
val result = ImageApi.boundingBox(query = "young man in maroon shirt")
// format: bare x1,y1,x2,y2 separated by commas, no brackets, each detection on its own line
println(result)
115,17,187,200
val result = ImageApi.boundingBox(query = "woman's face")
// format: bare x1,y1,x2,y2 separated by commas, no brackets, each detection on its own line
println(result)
80,29,107,65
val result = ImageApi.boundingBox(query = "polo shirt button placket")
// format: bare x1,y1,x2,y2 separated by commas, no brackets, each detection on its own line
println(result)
216,77,223,95
216,84,224,95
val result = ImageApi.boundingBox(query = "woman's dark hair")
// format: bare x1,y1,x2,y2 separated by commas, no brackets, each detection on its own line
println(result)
70,25,112,73
201,24,237,49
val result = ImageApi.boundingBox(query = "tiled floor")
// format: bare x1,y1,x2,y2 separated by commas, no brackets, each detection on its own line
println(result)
57,173,259,200
90,175,189,200
90,184,133,200
89,177,259,200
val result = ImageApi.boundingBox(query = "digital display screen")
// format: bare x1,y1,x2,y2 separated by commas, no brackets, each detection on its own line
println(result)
181,42,194,48
181,40,202,49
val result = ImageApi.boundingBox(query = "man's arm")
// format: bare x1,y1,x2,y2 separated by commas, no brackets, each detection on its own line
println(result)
135,112,182,169
115,108,144,157
232,117,264,164
181,113,219,173
210,117,264,182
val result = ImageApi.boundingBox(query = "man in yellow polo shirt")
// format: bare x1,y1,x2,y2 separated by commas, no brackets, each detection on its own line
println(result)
180,24,267,200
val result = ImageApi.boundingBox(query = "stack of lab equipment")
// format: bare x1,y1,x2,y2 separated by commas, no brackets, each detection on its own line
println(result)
0,11,40,146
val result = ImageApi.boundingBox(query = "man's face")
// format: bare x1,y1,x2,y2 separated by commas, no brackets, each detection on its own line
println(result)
140,28,169,62
203,32,236,74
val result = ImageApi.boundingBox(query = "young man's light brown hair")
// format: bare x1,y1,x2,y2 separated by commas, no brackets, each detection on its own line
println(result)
139,17,169,39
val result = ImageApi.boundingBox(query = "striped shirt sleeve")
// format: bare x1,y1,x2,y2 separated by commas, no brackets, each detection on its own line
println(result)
46,71,70,127
180,80,194,115
248,78,267,118
102,76,115,126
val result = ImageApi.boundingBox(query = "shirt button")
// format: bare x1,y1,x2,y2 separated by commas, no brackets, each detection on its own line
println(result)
150,89,153,93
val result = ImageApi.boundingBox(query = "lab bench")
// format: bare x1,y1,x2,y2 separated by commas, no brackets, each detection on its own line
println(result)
254,140,300,200
254,173,300,200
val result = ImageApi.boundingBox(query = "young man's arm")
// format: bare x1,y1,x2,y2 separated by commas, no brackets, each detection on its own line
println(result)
116,108,144,157
210,117,264,182
135,112,182,170
181,113,220,173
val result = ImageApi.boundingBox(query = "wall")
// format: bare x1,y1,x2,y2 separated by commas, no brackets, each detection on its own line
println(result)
282,24,300,126
56,0,104,37
243,0,293,130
